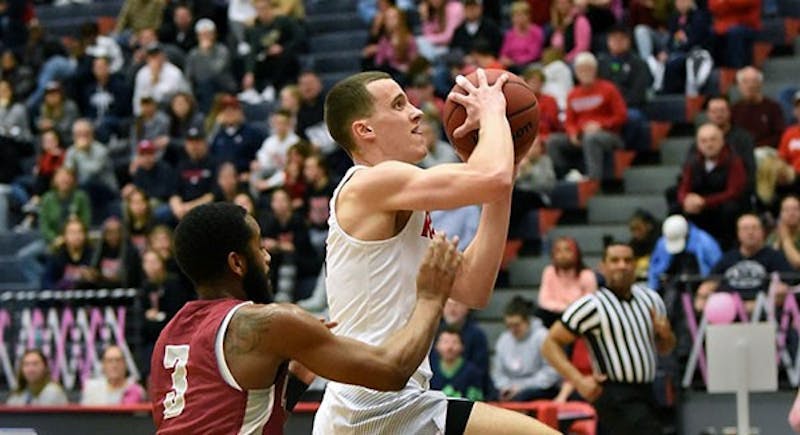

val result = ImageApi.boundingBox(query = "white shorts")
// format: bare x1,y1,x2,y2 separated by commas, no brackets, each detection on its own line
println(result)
312,383,449,435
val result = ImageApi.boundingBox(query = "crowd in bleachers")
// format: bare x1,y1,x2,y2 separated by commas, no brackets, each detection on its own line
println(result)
1,0,799,430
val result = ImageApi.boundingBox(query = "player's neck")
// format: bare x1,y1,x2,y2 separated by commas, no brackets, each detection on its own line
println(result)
195,282,242,301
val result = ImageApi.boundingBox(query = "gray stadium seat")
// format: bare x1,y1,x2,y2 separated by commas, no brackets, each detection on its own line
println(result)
588,195,668,224
507,256,550,287
476,288,538,321
660,137,693,165
548,225,630,255
310,31,368,54
624,166,682,194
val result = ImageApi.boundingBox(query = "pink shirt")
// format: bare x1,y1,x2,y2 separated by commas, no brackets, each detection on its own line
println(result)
500,25,544,66
375,35,418,72
549,14,592,62
421,1,464,46
537,265,598,313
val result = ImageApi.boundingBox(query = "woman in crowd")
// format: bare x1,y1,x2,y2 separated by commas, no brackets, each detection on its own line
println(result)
417,0,464,61
6,349,68,406
90,216,142,289
124,188,154,254
39,168,92,248
42,216,96,290
537,236,597,327
81,345,146,405
547,0,591,63
499,2,544,71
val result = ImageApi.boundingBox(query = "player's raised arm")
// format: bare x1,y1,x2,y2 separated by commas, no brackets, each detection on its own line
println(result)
226,234,461,391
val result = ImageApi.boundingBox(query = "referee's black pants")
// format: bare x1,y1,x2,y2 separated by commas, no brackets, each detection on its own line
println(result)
595,382,662,435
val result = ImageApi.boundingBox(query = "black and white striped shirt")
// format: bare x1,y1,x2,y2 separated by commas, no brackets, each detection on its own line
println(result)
561,284,667,384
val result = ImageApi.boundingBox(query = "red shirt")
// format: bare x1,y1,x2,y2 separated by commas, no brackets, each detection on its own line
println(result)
565,79,628,137
708,0,761,34
535,92,562,140
150,299,288,434
779,125,800,173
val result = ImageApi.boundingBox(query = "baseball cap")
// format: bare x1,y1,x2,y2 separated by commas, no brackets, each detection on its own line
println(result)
195,18,216,33
219,94,240,110
44,81,62,92
662,215,689,254
186,122,205,140
137,139,157,154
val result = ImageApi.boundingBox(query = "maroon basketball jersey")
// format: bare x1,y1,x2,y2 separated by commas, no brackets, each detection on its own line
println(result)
150,299,288,434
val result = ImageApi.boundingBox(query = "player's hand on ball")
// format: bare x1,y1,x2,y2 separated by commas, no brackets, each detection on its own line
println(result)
417,233,462,306
446,68,509,139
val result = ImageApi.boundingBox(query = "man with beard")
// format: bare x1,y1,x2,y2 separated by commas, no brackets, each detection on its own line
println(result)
149,202,463,434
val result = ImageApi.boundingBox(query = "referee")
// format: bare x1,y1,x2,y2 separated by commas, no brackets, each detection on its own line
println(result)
541,242,676,434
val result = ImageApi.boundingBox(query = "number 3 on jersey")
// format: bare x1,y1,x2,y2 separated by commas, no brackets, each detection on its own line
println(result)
163,345,190,419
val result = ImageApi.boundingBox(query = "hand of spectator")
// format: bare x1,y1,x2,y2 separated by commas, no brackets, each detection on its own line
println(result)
582,121,602,134
569,133,580,146
500,386,520,401
657,51,668,63
446,69,509,139
154,136,170,149
242,73,255,90
650,308,671,341
268,44,284,56
682,193,704,214
575,373,606,402
362,45,378,57
278,240,295,252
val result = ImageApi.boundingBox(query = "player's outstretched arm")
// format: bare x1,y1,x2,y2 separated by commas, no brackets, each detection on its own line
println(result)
226,234,461,391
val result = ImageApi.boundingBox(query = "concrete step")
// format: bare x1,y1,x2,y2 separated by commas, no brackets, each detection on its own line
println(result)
309,30,368,53
660,136,693,165
588,194,668,224
624,165,682,194
548,224,630,255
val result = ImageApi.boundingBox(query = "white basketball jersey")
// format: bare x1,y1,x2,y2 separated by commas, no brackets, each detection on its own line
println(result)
315,165,445,434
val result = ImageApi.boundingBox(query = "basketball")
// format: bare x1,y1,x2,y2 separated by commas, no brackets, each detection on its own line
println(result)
442,69,540,164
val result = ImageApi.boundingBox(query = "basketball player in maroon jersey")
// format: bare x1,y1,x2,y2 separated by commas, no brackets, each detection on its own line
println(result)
149,202,462,434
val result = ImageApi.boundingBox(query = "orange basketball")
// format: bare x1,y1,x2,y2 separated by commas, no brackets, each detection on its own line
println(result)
442,69,540,164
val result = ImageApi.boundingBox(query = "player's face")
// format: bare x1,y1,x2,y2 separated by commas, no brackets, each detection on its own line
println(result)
242,216,273,304
365,79,427,163
602,245,636,291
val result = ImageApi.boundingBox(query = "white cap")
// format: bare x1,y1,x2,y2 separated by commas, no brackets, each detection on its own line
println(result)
195,18,216,33
662,215,689,254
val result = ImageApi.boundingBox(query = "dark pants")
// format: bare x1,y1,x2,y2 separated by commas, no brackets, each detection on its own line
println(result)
595,382,662,435
713,26,756,68
685,200,741,250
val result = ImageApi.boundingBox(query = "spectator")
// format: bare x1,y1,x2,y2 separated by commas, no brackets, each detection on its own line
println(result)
295,71,324,140
132,43,189,115
499,2,544,70
81,22,124,74
6,350,68,406
64,120,120,220
370,7,418,85
708,0,760,68
493,296,561,401
81,56,131,143
542,242,675,434
779,91,800,176
209,95,263,174
36,81,79,142
630,0,672,64
39,168,92,247
731,66,785,149
130,96,170,161
81,346,146,405
406,76,445,117
768,195,800,270
537,236,597,327
168,125,216,222
598,25,653,152
547,52,627,181
252,109,301,195
139,248,194,373
547,0,591,63
522,66,562,140
302,154,334,256
125,140,176,207
89,216,142,288
416,0,464,61
123,188,154,254
431,299,493,399
42,216,96,290
464,38,504,71
696,214,794,312
242,0,302,94
540,49,574,112
184,19,235,113
648,214,722,291
431,327,485,401
158,3,197,54
677,123,747,249
0,49,35,101
510,138,555,239
146,225,188,286
699,96,756,193
279,84,302,119
164,92,204,165
656,0,712,94
450,0,503,58
212,162,243,203
115,0,166,37
0,78,32,144
418,114,459,168
260,188,321,301
628,209,660,281
227,0,256,47
15,130,66,229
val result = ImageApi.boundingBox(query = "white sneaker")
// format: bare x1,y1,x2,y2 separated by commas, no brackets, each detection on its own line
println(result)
565,169,588,183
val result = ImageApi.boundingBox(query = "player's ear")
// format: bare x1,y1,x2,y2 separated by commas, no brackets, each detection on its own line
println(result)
352,119,375,141
227,251,246,278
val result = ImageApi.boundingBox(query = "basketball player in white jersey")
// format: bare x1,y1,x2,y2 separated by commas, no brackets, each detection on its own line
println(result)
313,69,558,434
